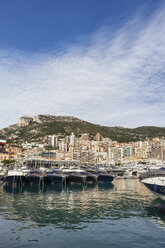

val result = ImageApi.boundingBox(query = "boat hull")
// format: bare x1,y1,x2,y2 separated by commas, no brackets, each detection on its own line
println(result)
67,173,86,184
86,175,97,183
142,177,165,201
0,175,4,181
4,175,28,185
87,169,114,183
79,172,97,183
97,174,114,183
47,174,66,184
26,175,50,184
143,182,165,201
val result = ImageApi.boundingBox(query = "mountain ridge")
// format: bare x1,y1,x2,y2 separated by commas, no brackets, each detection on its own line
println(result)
0,115,165,144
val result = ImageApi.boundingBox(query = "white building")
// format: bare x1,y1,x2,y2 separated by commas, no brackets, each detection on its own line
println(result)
59,141,67,152
70,132,76,146
48,135,58,147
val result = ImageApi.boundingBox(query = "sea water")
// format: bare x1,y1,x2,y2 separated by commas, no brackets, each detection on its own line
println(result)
0,179,165,248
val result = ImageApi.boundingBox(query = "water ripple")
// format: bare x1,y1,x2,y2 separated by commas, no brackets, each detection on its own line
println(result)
0,179,165,248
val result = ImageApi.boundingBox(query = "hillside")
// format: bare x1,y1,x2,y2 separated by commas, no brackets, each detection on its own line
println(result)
0,115,165,144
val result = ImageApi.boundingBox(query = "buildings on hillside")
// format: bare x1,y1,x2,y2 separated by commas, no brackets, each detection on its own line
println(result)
1,133,165,164
0,139,16,161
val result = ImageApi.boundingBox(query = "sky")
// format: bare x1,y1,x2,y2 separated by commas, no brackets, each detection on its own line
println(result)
0,0,165,129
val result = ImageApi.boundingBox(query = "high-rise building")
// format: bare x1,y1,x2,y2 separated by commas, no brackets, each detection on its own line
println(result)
59,141,67,152
70,132,76,146
150,145,162,159
48,135,58,147
73,148,95,163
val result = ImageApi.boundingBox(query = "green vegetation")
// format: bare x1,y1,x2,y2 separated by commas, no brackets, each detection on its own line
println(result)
0,118,165,144
2,159,16,165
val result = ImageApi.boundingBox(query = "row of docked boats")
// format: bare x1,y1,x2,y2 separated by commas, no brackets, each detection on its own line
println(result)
1,162,165,204
1,167,114,186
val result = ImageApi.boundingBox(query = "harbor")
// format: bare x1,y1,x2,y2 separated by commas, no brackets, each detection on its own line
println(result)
1,144,165,247
0,0,165,247
0,178,165,248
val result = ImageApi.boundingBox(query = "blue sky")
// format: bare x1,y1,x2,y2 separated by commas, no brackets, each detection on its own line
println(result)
0,0,165,128
0,0,159,52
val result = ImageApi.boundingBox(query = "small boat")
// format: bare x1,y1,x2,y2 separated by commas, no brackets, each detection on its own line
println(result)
106,165,126,177
3,170,28,185
26,170,50,185
139,168,165,180
47,171,66,184
141,177,165,201
79,171,97,183
87,168,114,183
60,166,87,184
122,168,139,179
66,172,86,184
97,172,114,182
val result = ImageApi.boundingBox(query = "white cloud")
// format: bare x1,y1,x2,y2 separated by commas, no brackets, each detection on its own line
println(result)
0,5,165,129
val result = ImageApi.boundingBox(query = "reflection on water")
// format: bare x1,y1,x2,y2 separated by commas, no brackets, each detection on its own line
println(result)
0,179,165,248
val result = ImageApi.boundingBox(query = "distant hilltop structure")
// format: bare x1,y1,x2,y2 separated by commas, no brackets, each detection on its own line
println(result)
18,115,84,127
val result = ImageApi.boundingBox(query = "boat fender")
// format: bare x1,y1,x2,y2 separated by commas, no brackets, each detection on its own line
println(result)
154,184,157,192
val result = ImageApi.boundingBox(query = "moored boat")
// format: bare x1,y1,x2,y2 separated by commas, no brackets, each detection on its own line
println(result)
26,170,49,185
141,177,165,201
139,168,165,180
97,173,114,182
87,168,114,183
79,171,97,183
4,170,28,185
66,172,86,184
47,172,66,184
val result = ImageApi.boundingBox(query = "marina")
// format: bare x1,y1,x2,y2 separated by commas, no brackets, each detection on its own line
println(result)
1,159,165,184
1,160,165,248
1,164,115,186
1,148,165,248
